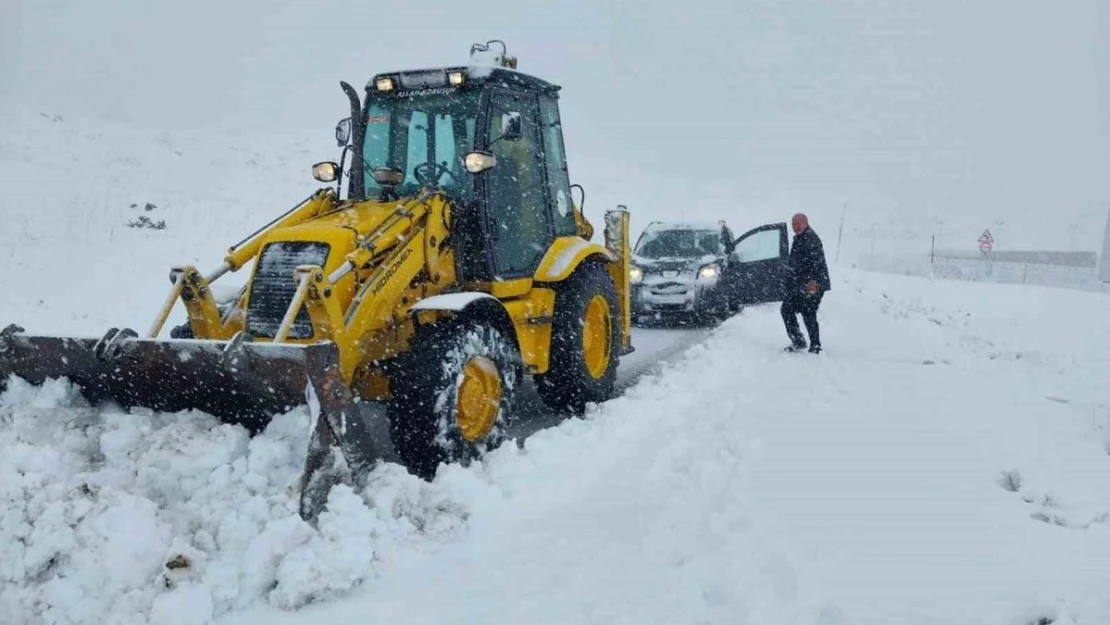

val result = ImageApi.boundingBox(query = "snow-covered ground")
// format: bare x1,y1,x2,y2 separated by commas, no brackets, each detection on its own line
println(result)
206,274,1110,625
4,262,1110,624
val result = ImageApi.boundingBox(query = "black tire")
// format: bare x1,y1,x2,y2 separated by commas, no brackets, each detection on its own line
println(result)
387,317,521,480
534,262,621,414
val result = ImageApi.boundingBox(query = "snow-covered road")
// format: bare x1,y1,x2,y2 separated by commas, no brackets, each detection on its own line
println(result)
507,324,717,441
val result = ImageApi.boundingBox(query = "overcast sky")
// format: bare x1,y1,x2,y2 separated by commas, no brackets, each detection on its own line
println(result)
3,0,1107,250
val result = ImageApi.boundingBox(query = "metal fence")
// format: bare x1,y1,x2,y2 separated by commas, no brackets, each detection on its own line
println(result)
853,252,1110,294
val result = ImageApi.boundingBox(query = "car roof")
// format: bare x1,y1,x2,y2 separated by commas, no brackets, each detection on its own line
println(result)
642,220,728,233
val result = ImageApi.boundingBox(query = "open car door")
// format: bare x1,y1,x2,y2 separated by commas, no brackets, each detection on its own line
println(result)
724,222,791,305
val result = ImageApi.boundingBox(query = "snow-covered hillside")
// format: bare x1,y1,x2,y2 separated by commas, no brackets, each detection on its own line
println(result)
8,1,1110,255
4,259,1110,624
0,106,335,335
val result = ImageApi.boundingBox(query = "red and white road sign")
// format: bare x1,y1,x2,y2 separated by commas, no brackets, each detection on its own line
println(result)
978,228,994,253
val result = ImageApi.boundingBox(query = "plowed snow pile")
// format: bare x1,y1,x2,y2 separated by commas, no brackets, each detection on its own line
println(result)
0,381,468,625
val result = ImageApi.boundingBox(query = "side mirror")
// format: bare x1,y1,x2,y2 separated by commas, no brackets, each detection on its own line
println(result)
335,118,352,147
500,112,523,141
312,161,340,183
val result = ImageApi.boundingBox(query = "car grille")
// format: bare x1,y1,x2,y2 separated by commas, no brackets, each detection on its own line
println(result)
651,281,688,294
246,241,330,339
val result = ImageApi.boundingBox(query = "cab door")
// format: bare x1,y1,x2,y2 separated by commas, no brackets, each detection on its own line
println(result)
481,89,553,279
724,222,791,305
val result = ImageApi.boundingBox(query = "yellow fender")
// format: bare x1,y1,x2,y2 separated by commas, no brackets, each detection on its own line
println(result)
533,236,618,283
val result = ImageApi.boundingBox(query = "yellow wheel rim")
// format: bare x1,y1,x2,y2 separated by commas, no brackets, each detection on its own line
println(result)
582,295,612,380
455,355,502,442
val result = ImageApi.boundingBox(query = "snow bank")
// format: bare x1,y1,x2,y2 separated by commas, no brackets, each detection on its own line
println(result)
0,377,469,625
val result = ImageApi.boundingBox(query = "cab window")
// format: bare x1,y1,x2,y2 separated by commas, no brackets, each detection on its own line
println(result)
484,90,552,276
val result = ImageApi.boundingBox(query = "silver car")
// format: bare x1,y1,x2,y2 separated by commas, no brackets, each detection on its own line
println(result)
629,220,794,324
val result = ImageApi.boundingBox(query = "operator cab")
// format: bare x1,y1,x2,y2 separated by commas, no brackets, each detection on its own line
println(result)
318,41,583,283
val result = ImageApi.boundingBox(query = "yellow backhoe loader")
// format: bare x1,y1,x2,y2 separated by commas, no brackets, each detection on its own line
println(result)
0,41,633,521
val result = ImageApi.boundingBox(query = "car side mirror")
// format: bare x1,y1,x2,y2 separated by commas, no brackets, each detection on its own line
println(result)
500,112,523,141
730,250,743,264
335,118,352,147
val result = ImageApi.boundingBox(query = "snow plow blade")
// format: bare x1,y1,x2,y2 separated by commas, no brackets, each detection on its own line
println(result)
0,324,382,523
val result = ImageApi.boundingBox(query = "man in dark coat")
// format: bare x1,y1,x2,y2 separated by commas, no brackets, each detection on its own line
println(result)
782,213,831,353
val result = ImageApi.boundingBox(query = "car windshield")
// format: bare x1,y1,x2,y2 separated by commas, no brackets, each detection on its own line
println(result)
362,89,481,200
635,229,720,259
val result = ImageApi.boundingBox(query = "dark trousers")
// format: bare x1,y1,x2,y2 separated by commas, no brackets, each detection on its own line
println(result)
781,290,824,348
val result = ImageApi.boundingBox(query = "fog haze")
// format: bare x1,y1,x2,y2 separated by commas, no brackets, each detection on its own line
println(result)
3,0,1107,250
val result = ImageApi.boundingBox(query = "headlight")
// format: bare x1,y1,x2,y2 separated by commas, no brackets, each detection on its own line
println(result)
464,151,498,173
629,266,643,284
311,161,339,183
698,264,719,280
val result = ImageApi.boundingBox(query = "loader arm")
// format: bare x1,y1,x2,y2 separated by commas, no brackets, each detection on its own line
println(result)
148,188,340,340
290,192,457,384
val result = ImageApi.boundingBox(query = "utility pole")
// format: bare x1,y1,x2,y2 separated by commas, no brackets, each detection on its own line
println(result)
930,234,936,280
1069,223,1078,251
870,222,876,258
835,202,846,263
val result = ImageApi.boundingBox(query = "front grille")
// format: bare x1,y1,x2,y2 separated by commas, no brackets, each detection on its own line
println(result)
651,281,687,294
246,241,330,339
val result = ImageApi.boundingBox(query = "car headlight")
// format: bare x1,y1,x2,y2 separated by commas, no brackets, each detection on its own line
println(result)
629,266,643,284
698,264,719,280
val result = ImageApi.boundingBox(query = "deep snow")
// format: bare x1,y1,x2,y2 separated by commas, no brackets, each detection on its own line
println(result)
3,268,1110,624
